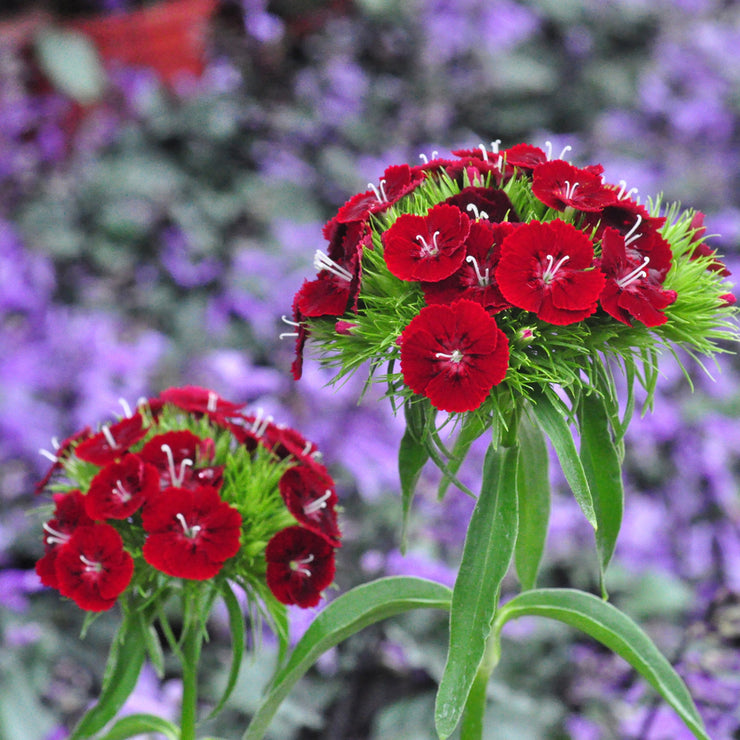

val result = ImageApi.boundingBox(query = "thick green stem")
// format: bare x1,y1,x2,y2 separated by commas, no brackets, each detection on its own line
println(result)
459,629,501,740
179,593,204,740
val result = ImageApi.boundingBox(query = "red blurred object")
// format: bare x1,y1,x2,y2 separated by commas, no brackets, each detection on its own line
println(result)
69,0,217,86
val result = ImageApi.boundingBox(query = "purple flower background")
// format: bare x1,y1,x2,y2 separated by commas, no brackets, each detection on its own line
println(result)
1,0,739,737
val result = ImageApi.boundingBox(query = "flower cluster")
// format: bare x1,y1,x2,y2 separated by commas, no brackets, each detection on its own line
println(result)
289,142,736,414
35,386,341,612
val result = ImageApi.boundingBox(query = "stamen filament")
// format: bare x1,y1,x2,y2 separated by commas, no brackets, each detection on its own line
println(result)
291,553,314,576
79,554,102,572
175,512,202,539
314,250,353,282
101,425,118,450
416,231,441,256
114,480,132,503
304,489,332,516
617,180,639,200
118,398,133,418
435,349,464,363
250,408,273,438
39,449,59,463
466,203,489,220
280,315,302,340
207,391,218,413
466,255,490,286
43,522,70,546
418,150,439,164
478,143,489,162
563,180,579,200
160,444,193,487
543,254,570,282
616,256,650,289
624,214,643,246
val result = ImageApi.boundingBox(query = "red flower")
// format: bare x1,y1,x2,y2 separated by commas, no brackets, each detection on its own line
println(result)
336,164,424,223
598,228,677,327
496,220,606,325
499,143,548,172
399,299,510,413
532,160,617,212
422,221,515,312
158,386,243,417
140,430,202,488
443,187,517,224
279,464,340,546
265,526,336,608
55,523,134,611
35,427,91,495
686,212,731,276
36,490,94,589
142,485,242,580
85,454,159,520
75,413,148,466
382,203,471,282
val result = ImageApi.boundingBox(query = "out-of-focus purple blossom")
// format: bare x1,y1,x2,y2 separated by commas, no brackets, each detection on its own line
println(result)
0,568,44,612
160,225,222,287
241,0,285,43
295,56,368,124
118,665,181,724
385,549,456,589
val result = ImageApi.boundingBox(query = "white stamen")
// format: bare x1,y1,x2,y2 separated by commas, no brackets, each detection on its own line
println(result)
617,256,651,289
39,449,59,463
314,250,353,282
624,215,643,246
545,140,553,160
118,398,133,418
79,554,102,573
279,315,302,340
466,255,490,286
367,178,388,203
207,391,218,413
43,522,69,546
558,144,572,161
435,349,464,363
478,143,489,162
101,425,117,450
304,489,332,516
416,231,441,256
175,512,202,539
114,480,132,503
543,254,570,282
617,180,639,200
160,444,193,487
491,139,501,154
250,408,273,438
466,203,489,220
563,180,579,200
51,437,60,450
418,150,439,164
291,553,314,577
302,441,314,456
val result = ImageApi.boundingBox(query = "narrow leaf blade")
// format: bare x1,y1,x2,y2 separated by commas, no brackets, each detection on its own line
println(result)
435,443,520,739
515,414,551,590
497,589,709,740
578,393,624,596
243,577,451,740
530,391,596,528
96,713,180,740
398,426,430,551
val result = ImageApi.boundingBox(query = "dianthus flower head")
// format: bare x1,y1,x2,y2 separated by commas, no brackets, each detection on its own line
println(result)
34,388,342,614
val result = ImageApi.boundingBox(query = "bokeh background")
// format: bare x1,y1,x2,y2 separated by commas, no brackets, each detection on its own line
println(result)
2,0,740,738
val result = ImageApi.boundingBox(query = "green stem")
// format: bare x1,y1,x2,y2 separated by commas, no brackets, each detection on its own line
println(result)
459,629,501,740
179,591,204,740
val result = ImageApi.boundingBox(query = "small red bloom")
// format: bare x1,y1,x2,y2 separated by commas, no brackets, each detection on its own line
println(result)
496,220,606,325
55,523,134,611
499,143,548,172
139,430,202,488
383,203,471,282
532,160,617,212
686,212,731,276
85,454,159,520
142,485,242,580
265,526,336,608
443,187,518,224
158,386,242,417
598,228,677,327
422,221,515,312
74,413,148,466
35,427,91,495
399,299,510,413
279,465,340,546
36,490,95,589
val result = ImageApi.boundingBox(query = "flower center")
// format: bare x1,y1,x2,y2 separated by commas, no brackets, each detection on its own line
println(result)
290,554,314,577
114,479,132,503
435,349,464,364
466,255,490,286
616,256,651,289
313,250,353,282
79,554,103,574
542,253,570,284
416,231,441,257
175,512,202,539
562,180,579,200
304,489,332,517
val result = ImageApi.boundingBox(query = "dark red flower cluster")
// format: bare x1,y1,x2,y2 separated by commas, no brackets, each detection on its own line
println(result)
35,387,341,611
289,142,734,414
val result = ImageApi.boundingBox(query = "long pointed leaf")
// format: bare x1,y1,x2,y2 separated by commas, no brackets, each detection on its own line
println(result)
69,616,146,739
515,414,550,590
398,427,430,552
578,393,624,596
435,442,519,739
96,713,179,740
530,391,596,528
243,577,451,740
495,589,709,740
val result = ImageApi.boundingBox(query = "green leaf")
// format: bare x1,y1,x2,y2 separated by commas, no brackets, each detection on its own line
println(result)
398,426,430,552
208,581,247,719
495,589,710,740
515,413,550,590
529,391,596,528
96,713,180,740
34,29,107,103
69,616,146,739
578,393,624,596
243,577,451,740
436,412,489,501
435,442,520,740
